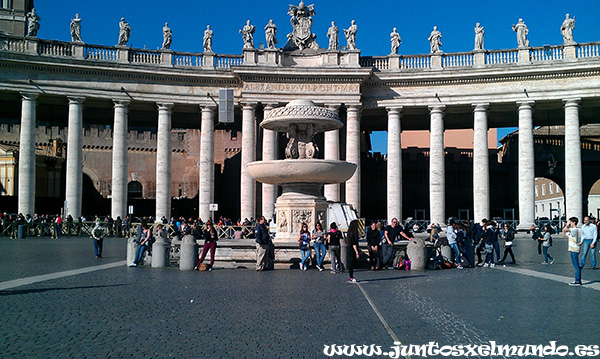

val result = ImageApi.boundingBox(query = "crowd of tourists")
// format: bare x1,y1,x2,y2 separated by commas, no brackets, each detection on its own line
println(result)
252,214,600,285
5,209,599,286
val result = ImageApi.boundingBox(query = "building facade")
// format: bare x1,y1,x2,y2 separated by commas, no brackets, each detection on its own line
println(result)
1,7,599,228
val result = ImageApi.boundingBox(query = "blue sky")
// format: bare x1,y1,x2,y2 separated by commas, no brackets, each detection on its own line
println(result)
34,0,600,152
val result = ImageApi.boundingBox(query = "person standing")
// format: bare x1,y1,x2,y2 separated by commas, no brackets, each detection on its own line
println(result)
92,222,107,259
312,222,326,271
483,222,496,267
196,221,218,271
579,216,597,269
346,220,360,283
366,221,380,270
447,220,462,268
327,222,342,273
298,223,311,271
541,225,554,265
254,216,270,271
498,224,516,264
564,217,582,285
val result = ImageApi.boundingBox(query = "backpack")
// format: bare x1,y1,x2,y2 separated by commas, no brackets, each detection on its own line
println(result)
393,250,406,268
93,227,104,239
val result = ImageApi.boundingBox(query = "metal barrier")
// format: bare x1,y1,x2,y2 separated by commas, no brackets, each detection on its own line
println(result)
0,221,259,240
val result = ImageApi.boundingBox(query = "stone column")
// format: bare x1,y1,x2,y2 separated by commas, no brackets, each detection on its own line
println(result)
429,105,445,226
111,100,129,220
324,105,340,202
65,97,85,218
386,107,402,221
261,104,277,220
17,93,37,216
199,106,216,222
564,99,583,221
156,103,173,221
517,101,535,229
473,103,490,222
345,105,361,215
240,103,256,221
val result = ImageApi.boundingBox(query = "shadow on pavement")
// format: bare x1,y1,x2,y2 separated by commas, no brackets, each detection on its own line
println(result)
0,283,131,296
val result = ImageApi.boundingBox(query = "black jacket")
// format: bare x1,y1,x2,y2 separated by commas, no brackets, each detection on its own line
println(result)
254,223,270,245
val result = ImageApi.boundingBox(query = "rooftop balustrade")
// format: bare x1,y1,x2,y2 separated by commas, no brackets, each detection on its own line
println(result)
0,34,598,72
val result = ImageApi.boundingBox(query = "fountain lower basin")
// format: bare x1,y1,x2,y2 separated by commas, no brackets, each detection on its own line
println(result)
245,159,357,185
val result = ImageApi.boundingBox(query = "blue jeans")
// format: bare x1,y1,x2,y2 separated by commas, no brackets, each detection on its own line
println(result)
134,244,147,265
93,239,103,257
313,242,326,266
579,239,597,268
300,249,310,266
449,243,461,265
542,246,553,263
570,251,582,283
382,242,394,267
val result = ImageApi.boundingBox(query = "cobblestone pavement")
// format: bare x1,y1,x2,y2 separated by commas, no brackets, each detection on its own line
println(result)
1,234,599,358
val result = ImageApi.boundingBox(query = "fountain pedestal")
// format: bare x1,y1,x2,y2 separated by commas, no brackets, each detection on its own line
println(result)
274,183,328,243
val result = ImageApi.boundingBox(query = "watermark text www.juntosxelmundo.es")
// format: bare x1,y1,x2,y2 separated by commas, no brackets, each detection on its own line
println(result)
324,341,600,358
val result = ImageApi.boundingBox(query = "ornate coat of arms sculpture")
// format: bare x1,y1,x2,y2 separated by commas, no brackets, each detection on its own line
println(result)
283,1,320,51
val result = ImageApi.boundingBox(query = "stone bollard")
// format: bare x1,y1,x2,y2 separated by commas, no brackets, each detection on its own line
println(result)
179,234,198,271
406,237,427,270
340,243,348,271
441,245,452,260
126,237,137,266
152,232,170,268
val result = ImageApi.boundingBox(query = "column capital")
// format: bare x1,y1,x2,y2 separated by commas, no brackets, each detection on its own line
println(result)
157,102,174,112
472,103,489,112
428,105,445,114
563,98,581,108
262,103,278,111
241,102,257,109
516,100,534,109
386,106,403,115
20,92,39,101
67,96,86,105
113,100,130,109
200,105,217,112
346,104,361,113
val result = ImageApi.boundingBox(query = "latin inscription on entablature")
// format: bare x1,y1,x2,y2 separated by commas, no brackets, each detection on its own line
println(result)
243,82,360,94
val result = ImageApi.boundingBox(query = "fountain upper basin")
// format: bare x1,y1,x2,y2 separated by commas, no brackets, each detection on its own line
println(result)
246,159,357,185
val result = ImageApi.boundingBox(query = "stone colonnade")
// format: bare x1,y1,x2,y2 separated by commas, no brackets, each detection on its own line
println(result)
384,99,583,227
15,95,585,226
